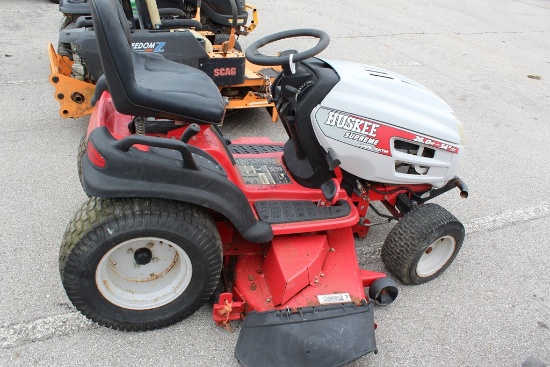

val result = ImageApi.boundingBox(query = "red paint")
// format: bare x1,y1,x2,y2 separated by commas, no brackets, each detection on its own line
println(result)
360,269,388,288
88,92,134,140
212,293,245,324
86,140,106,168
263,235,329,305
88,93,441,324
230,228,375,313
324,109,459,156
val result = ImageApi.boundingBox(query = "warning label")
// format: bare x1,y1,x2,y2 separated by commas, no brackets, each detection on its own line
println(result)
236,158,292,185
317,293,352,305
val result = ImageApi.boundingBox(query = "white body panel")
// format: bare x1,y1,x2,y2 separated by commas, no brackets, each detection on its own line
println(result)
312,59,464,187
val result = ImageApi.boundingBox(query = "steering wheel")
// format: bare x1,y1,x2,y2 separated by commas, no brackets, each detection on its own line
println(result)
245,29,330,67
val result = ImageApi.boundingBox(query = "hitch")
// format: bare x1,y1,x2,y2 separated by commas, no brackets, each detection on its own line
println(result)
213,293,245,326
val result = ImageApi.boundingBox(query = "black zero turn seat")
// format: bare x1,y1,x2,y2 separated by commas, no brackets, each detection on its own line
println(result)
90,0,226,124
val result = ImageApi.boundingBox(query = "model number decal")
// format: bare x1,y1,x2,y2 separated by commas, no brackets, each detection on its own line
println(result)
317,293,352,305
412,136,458,153
131,41,166,53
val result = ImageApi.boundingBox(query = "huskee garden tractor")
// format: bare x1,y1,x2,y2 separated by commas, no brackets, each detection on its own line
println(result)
48,0,280,121
60,0,469,365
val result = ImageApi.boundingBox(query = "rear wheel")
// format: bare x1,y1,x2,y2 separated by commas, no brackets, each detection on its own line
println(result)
58,17,76,59
60,197,222,331
381,203,464,285
76,133,86,188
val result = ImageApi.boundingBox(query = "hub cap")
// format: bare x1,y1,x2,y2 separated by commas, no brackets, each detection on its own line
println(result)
96,237,192,310
416,235,456,277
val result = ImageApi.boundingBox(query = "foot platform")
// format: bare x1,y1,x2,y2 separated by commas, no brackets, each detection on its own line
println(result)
254,200,351,224
230,144,284,155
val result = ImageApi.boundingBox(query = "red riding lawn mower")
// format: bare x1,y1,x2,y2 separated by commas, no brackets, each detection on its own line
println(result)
60,0,469,365
48,0,280,121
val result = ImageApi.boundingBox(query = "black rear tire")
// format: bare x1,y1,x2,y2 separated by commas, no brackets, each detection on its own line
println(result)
58,17,76,59
381,203,465,285
76,133,86,188
60,197,223,331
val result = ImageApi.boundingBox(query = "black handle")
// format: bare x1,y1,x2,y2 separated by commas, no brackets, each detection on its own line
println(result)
115,135,198,170
180,123,201,143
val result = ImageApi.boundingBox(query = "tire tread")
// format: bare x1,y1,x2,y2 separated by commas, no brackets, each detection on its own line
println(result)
381,203,465,285
59,197,222,331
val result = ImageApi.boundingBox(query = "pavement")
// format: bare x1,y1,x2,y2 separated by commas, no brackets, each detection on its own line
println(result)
0,0,549,366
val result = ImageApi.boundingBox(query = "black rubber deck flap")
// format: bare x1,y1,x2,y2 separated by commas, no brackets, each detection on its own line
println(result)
235,301,377,367
254,200,351,224
229,144,284,154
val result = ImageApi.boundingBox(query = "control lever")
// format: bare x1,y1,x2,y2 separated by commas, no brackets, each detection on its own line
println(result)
180,123,201,143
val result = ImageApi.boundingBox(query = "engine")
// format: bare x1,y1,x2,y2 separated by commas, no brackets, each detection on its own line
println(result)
57,0,250,84
313,60,464,188
272,58,464,189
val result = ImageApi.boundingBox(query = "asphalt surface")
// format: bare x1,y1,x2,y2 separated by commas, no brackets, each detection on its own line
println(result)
0,0,549,366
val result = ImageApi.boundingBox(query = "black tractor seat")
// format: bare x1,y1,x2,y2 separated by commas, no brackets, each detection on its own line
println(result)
90,0,225,124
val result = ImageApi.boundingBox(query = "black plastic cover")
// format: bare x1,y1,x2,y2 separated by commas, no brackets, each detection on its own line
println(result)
82,126,274,243
273,58,340,188
235,301,377,367
65,29,209,82
199,55,246,86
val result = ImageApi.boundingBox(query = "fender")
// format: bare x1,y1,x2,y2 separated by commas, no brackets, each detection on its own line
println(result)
82,127,273,243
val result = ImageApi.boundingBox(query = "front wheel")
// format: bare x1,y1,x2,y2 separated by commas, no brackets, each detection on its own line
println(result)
381,203,465,285
60,197,223,331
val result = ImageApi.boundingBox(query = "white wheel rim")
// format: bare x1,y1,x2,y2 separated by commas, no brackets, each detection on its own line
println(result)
96,237,192,310
416,235,456,278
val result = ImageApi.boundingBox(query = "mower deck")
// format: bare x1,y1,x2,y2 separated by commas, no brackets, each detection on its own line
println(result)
221,227,384,311
208,139,384,366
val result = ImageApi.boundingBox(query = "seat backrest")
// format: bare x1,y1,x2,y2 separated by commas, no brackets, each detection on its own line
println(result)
134,0,203,30
91,0,226,124
134,0,154,30
90,0,137,112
